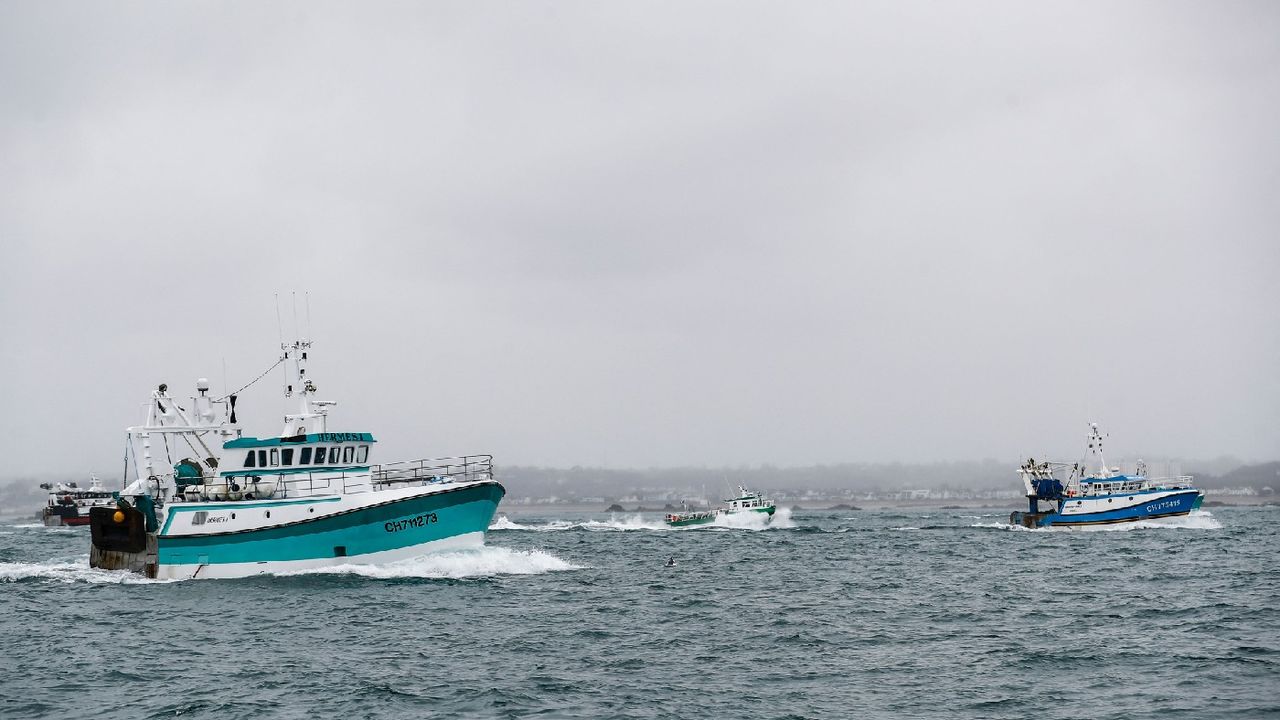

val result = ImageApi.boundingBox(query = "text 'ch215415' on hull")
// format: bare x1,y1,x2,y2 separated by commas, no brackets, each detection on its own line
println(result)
1009,423,1204,529
89,336,504,580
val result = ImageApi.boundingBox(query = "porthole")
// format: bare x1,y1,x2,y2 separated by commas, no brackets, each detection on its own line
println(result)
265,511,271,518
231,512,237,519
309,508,315,513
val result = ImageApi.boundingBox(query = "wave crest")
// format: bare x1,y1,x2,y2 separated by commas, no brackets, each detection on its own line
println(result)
490,508,795,532
973,510,1224,532
278,546,581,579
0,559,175,585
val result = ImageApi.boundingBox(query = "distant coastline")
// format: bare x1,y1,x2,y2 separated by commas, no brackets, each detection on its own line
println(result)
494,495,1278,515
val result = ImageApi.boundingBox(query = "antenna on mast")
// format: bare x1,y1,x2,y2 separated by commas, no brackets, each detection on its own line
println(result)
291,291,300,342
274,293,284,348
275,293,290,397
1085,422,1110,478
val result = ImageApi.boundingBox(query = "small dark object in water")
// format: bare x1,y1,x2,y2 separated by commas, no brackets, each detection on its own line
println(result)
665,557,676,567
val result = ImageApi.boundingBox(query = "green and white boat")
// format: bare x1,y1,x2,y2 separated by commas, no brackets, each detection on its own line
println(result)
664,486,775,527
722,486,776,517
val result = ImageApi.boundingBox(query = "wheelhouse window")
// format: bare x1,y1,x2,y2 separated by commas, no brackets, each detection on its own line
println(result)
257,450,267,467
244,451,257,468
328,448,339,464
313,447,327,465
281,449,294,466
300,447,313,464
342,447,354,463
356,445,368,463
270,449,280,466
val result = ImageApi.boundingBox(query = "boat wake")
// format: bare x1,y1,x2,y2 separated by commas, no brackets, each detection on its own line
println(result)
488,515,535,531
768,507,796,529
489,508,797,532
489,514,670,532
0,558,175,585
709,507,795,531
973,510,1223,532
0,547,579,584
278,546,581,580
1079,510,1223,532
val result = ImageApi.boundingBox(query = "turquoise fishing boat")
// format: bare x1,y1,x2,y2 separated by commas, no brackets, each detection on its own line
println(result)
89,337,504,579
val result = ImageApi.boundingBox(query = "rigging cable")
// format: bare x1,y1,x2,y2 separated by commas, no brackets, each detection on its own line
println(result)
215,353,287,402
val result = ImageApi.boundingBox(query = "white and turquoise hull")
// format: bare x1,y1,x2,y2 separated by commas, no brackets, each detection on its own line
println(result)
152,481,503,580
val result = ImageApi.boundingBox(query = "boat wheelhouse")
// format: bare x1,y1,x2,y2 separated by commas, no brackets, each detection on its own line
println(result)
89,337,504,579
719,487,775,516
1010,423,1204,528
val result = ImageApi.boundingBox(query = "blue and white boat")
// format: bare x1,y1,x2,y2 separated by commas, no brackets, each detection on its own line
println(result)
89,338,504,579
1009,424,1204,528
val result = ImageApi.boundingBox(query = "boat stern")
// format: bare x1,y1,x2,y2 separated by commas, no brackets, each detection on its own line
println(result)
89,505,158,578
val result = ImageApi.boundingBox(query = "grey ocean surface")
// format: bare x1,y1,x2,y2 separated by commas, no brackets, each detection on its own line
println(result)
1,507,1276,719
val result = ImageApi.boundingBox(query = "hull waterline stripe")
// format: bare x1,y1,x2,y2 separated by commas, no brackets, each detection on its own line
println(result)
1048,509,1198,526
156,486,503,565
161,481,503,539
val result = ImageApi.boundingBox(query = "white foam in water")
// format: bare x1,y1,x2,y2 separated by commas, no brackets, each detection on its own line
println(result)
280,546,581,580
0,559,177,585
488,515,533,531
488,514,670,532
1075,510,1223,532
580,514,669,531
10,523,45,529
973,510,1223,532
710,510,768,530
709,506,794,531
769,507,796,529
973,522,1036,532
490,509,795,533
1,548,578,583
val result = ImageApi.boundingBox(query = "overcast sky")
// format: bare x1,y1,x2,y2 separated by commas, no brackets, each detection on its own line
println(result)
1,1,1277,478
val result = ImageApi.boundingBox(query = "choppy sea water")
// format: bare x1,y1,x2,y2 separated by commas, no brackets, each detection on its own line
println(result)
1,506,1276,719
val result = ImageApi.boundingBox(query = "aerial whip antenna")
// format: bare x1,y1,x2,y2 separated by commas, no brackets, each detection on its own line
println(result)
275,293,289,395
274,293,284,348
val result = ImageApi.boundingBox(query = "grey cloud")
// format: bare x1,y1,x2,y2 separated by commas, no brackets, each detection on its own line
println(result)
1,1,1277,477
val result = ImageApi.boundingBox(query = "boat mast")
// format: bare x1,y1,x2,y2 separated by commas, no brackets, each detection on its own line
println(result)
281,338,335,436
1085,422,1111,478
